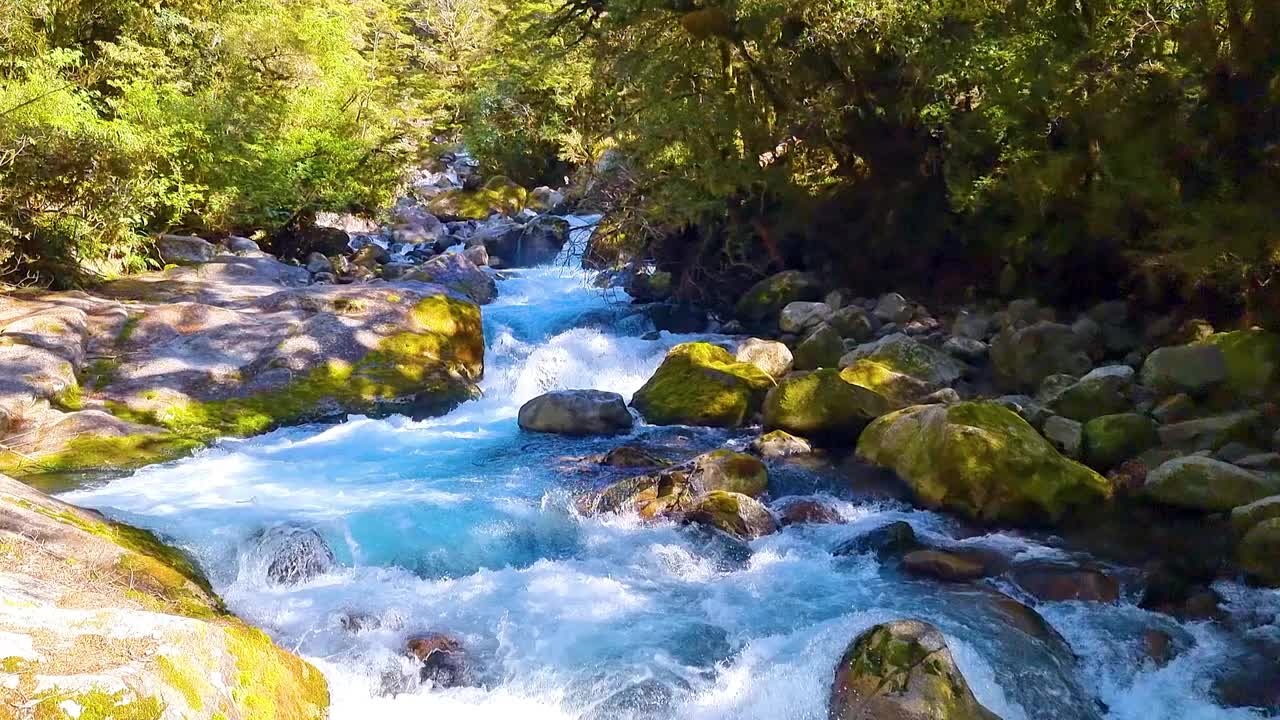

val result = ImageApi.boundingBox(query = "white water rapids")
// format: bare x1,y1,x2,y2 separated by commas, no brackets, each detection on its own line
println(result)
63,218,1279,719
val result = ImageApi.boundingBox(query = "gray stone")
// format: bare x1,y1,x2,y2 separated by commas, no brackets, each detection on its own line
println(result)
305,252,333,275
829,305,875,342
1158,410,1264,452
1140,344,1228,395
224,236,261,254
1044,415,1084,459
839,333,966,386
518,390,634,435
463,244,489,267
990,321,1093,392
793,323,844,370
778,301,832,334
735,338,793,378
942,336,988,362
952,310,992,341
157,234,218,265
873,292,912,324
405,252,497,304
1144,456,1280,512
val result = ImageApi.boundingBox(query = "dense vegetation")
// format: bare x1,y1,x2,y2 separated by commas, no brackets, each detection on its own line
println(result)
3,0,1278,325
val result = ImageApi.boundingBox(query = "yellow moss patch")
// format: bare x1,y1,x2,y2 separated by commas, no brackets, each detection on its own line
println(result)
225,624,329,720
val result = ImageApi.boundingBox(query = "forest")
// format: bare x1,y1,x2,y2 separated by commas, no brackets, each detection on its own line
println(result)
2,0,1278,323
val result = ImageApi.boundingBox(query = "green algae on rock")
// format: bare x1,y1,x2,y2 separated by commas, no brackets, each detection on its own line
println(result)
839,359,940,410
856,401,1113,524
578,448,770,520
762,369,892,440
1081,413,1159,471
682,490,778,540
829,620,1000,720
734,270,823,328
630,342,775,427
0,473,329,720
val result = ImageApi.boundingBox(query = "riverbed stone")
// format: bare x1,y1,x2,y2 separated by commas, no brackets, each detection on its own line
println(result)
518,390,634,435
682,491,778,540
1140,344,1228,395
735,338,794,378
1047,365,1135,422
856,401,1113,524
829,620,1000,720
406,633,470,688
839,333,966,387
734,271,824,329
1143,456,1280,512
990,321,1093,392
1230,495,1280,535
830,306,875,342
631,342,775,427
250,525,336,585
779,301,833,334
942,337,988,362
840,359,940,410
1011,564,1120,603
1081,413,1158,471
762,369,892,440
794,323,845,370
774,497,844,526
1238,518,1280,586
1201,329,1280,399
157,234,218,265
902,550,987,582
1157,410,1265,452
834,521,920,558
405,252,497,304
581,448,769,519
873,293,913,324
752,429,813,458
1043,416,1084,459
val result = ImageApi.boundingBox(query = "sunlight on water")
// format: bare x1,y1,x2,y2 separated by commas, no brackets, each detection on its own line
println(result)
63,217,1277,720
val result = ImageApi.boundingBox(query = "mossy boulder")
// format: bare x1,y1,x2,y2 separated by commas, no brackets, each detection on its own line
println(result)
1046,366,1135,421
1140,344,1228,395
1238,518,1280,586
840,334,965,387
793,323,844,370
579,448,770,519
1230,495,1280,535
1143,456,1280,512
856,401,1113,524
829,620,1000,720
762,369,893,440
682,491,778,540
631,342,775,427
751,429,813,458
1200,329,1280,399
734,271,823,329
691,449,769,497
1157,410,1266,452
1081,413,1158,471
840,359,940,410
0,473,329,720
426,176,528,220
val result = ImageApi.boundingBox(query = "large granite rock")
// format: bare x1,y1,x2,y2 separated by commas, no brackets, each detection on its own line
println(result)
857,401,1112,524
156,234,218,265
829,620,1000,720
839,334,965,387
405,251,497,304
1143,456,1280,512
631,343,775,427
518,390,634,435
762,369,892,440
0,473,329,718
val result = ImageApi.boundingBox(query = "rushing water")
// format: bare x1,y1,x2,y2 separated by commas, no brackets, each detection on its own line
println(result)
64,219,1278,720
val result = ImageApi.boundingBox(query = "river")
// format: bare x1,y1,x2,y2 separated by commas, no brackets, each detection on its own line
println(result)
62,218,1277,720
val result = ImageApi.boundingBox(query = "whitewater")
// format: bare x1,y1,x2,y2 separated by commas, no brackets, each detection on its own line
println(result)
63,218,1278,720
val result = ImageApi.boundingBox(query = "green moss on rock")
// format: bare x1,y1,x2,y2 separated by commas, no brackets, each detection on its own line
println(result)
734,271,822,327
427,177,528,220
856,401,1113,524
762,369,892,439
1200,329,1280,398
839,359,937,409
1143,456,1280,512
1081,413,1158,471
0,434,205,486
225,624,329,720
32,688,165,720
1238,517,1280,586
631,342,775,427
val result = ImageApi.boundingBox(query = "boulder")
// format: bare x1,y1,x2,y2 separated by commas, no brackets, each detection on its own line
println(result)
840,359,940,410
305,251,333,275
405,252,497,304
599,445,670,468
1042,416,1083,459
833,521,920,558
463,244,489,267
517,390,634,435
1143,456,1280,512
751,429,813,458
952,311,992,341
406,633,470,688
509,215,571,267
735,338,794,378
829,620,1000,720
644,301,706,333
1139,344,1228,395
840,334,966,386
427,176,527,221
352,244,390,269
1230,495,1280,535
902,550,988,582
389,204,447,246
580,449,769,519
527,186,565,211
1201,329,1280,398
1157,410,1265,452
1150,393,1197,424
762,369,892,440
1046,365,1135,422
157,234,218,265
734,271,823,329
1011,564,1120,603
631,342,775,427
794,323,845,370
942,337,988,362
627,270,673,302
1081,413,1158,471
857,401,1113,524
990,321,1092,392
688,449,769,497
224,236,261,254
682,491,778,540
873,293,913,324
247,525,336,586
775,497,844,526
830,305,875,342
1238,518,1280,585
779,301,833,334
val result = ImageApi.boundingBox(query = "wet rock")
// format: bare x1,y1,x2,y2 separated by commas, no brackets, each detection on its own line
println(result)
352,244,390,269
752,429,813,458
678,523,753,571
157,234,218,265
1081,413,1158,471
249,525,335,585
1141,629,1175,667
518,390,634,436
1238,518,1280,586
779,301,833,334
688,449,768,497
682,491,778,540
584,678,683,720
902,550,988,582
644,301,706,334
834,521,920,558
582,449,768,519
942,337,988,362
463,244,489,267
873,292,913,324
600,446,670,468
381,262,415,280
763,369,891,440
405,252,497,304
795,323,847,370
774,497,844,526
631,342,775,428
1150,393,1196,424
1229,495,1280,535
406,633,470,688
1143,456,1280,512
389,203,448,246
1140,344,1227,395
990,321,1093,392
1139,562,1224,621
1011,564,1120,603
829,620,1000,720
1212,639,1280,712
734,271,824,330
736,338,794,378
1043,416,1084,459
501,215,570,267
857,401,1112,524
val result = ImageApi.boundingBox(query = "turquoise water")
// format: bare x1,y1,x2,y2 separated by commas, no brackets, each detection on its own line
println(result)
64,221,1277,719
